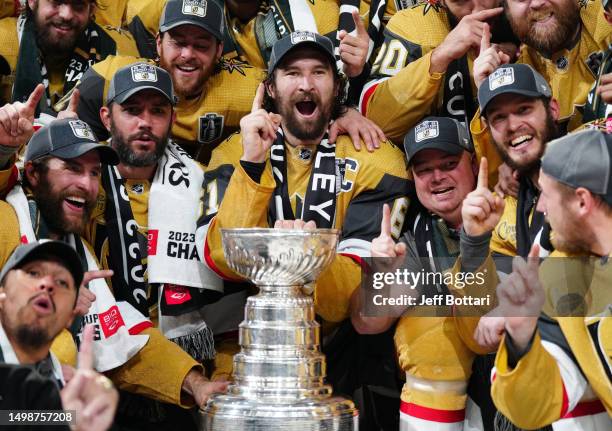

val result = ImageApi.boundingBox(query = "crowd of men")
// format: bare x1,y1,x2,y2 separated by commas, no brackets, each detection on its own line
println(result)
0,0,610,430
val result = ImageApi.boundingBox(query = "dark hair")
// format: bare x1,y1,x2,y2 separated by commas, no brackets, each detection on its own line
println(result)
262,59,348,120
22,155,52,190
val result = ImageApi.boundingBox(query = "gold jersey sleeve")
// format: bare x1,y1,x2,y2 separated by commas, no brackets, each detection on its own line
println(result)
360,5,450,143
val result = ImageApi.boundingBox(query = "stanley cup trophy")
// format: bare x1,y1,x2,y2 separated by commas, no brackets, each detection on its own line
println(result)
201,228,358,430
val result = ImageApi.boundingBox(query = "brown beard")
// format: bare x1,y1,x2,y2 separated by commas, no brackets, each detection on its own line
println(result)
493,108,558,176
32,174,95,236
110,120,170,167
32,3,89,58
506,0,580,55
158,44,215,99
273,91,333,142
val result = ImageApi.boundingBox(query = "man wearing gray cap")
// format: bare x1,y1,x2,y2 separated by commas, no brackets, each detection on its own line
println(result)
76,0,263,164
349,116,502,431
92,62,230,428
199,30,412,429
0,240,119,431
490,129,612,430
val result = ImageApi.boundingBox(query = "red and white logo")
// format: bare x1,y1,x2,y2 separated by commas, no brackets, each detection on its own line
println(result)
147,229,159,256
99,305,125,338
164,285,192,305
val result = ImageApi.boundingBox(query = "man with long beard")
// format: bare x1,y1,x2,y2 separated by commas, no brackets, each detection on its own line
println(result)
77,0,381,166
0,0,138,115
490,129,612,429
84,62,232,429
198,31,413,429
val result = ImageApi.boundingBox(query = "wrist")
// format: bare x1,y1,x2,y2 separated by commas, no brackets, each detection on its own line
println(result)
430,46,453,74
505,317,538,351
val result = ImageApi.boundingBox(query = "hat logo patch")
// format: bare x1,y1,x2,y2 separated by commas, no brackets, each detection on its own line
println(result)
290,31,317,45
69,120,96,141
415,120,439,142
182,0,206,17
131,64,158,82
489,68,515,91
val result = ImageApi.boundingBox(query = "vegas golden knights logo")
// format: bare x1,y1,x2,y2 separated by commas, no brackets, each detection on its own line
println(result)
198,113,224,143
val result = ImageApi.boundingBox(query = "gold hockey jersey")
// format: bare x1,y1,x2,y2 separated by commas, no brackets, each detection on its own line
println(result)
0,17,137,106
199,132,413,323
75,55,264,164
492,252,612,429
127,0,341,67
359,3,477,144
473,0,612,185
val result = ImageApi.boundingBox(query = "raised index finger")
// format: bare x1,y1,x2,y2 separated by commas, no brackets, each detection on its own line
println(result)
251,83,265,113
77,324,95,371
352,9,366,35
477,157,489,189
480,23,491,54
24,84,45,115
380,203,392,237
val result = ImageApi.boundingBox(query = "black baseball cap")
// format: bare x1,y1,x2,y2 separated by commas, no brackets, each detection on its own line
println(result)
542,129,612,205
268,31,337,73
478,64,552,115
106,63,177,106
159,0,223,41
0,241,84,288
403,117,473,164
25,119,119,165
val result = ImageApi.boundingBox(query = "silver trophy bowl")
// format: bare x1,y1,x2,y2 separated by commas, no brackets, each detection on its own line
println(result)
201,228,358,430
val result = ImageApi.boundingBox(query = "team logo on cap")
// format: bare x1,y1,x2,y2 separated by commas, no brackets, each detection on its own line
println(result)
69,120,96,141
489,67,515,91
290,31,317,45
182,0,206,17
415,120,439,142
131,64,158,82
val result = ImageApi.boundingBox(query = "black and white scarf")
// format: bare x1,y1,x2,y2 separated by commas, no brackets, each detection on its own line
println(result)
12,14,116,115
100,142,222,362
268,130,338,227
222,0,386,71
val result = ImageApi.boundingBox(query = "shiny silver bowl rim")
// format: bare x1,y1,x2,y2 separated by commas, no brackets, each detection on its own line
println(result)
220,228,340,237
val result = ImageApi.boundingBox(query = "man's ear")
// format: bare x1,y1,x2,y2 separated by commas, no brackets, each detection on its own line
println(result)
215,41,223,62
23,161,40,188
575,187,596,217
549,98,560,122
265,80,275,100
100,106,112,132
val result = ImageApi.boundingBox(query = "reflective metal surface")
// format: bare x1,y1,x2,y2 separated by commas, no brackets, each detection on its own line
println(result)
201,229,358,430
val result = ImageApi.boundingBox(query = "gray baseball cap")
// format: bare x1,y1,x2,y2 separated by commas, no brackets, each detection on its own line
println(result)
541,129,612,205
268,31,337,74
0,240,84,289
478,64,552,115
604,0,610,10
25,119,119,165
159,0,223,41
106,62,177,106
403,117,473,164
